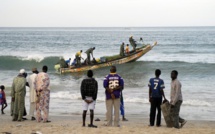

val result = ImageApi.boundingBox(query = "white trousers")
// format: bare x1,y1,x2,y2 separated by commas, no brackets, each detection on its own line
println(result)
29,102,36,117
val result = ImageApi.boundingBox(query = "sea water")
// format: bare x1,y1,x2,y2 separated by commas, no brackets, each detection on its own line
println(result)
0,27,215,120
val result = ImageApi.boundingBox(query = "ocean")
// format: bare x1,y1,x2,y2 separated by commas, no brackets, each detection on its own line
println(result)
0,27,215,120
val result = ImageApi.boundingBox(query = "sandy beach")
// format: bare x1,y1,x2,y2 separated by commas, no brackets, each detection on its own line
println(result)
0,114,215,134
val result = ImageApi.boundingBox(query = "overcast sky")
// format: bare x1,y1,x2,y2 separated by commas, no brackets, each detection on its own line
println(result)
0,0,214,27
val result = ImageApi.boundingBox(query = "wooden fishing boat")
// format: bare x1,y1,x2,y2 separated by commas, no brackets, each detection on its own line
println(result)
55,42,157,74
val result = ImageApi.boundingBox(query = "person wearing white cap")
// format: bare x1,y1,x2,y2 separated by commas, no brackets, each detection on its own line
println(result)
20,69,25,74
11,69,27,121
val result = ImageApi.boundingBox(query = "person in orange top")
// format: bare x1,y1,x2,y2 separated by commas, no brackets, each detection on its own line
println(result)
125,44,129,55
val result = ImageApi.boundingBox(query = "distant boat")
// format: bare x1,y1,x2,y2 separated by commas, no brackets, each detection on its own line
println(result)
55,42,157,74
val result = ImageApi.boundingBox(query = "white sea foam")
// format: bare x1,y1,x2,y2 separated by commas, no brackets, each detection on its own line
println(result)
124,97,148,104
183,99,213,107
141,52,215,64
50,91,213,107
20,55,45,62
51,91,82,100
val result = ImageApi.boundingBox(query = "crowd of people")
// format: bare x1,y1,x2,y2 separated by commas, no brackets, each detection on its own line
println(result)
0,64,186,129
0,66,51,122
80,66,186,128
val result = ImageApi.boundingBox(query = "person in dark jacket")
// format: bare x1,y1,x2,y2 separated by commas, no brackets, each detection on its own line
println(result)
57,58,68,68
120,42,125,56
129,36,137,51
80,70,98,128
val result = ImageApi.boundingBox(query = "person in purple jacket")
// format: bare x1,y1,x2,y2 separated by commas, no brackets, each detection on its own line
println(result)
103,66,124,127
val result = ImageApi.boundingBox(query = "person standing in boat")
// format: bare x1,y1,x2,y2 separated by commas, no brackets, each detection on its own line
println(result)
75,50,84,67
85,47,95,65
120,42,125,56
140,37,143,42
125,44,129,55
129,36,137,51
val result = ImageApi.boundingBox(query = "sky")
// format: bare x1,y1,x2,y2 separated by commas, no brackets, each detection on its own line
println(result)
0,0,215,27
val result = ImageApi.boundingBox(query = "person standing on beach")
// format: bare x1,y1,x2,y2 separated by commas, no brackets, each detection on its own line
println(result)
0,85,7,114
11,69,27,121
28,68,39,121
120,92,128,121
35,65,51,123
170,70,187,128
148,69,166,127
80,70,98,128
103,66,124,127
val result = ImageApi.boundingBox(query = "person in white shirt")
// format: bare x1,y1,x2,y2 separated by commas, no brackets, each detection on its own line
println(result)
28,68,39,120
170,70,187,128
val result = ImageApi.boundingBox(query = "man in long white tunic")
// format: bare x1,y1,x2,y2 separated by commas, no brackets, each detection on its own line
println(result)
28,68,39,120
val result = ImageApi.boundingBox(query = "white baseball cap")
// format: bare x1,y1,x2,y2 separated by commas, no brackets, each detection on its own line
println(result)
19,69,25,74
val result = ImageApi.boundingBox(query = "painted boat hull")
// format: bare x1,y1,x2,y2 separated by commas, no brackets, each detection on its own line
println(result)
57,42,157,74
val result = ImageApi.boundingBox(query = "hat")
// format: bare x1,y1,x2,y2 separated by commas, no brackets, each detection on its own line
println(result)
32,68,37,72
19,69,25,74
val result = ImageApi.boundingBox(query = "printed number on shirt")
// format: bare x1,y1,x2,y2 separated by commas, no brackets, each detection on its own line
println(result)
154,82,158,90
109,80,119,89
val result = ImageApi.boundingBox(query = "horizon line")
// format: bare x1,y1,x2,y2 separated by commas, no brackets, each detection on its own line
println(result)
0,26,215,28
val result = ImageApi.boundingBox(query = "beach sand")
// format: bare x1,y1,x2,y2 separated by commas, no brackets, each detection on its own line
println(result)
0,114,215,134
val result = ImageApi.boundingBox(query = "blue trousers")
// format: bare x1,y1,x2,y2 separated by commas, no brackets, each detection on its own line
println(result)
120,94,124,116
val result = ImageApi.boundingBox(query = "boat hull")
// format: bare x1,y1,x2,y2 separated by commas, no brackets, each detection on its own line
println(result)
57,42,157,74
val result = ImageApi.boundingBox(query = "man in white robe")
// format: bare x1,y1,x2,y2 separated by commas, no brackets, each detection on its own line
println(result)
28,68,39,120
